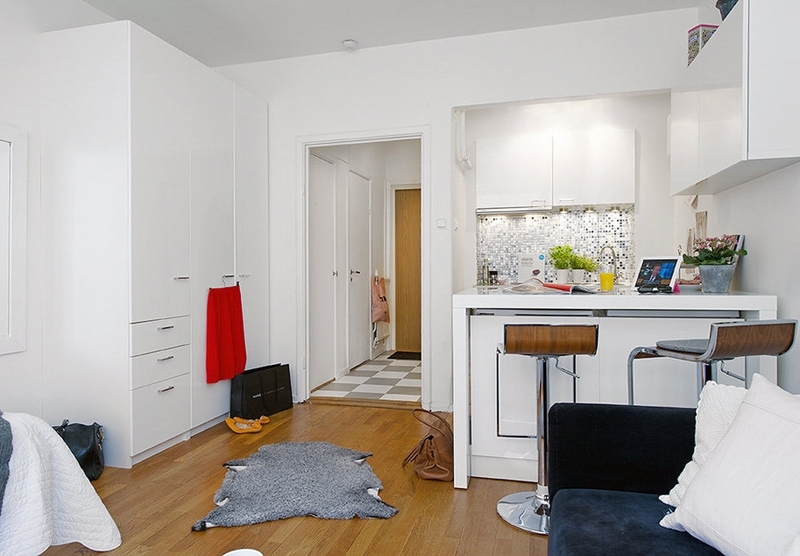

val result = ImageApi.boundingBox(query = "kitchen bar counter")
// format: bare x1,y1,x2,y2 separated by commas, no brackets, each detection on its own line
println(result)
452,286,777,488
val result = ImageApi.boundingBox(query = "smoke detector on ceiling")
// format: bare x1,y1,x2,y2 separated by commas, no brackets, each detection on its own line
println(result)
342,39,359,51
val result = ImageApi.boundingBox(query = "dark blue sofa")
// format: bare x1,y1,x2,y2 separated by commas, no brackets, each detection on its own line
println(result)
546,403,723,556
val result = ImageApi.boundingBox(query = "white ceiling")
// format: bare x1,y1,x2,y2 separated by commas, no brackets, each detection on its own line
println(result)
77,0,701,68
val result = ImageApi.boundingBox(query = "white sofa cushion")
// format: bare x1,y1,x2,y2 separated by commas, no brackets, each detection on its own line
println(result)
660,381,746,507
660,374,800,556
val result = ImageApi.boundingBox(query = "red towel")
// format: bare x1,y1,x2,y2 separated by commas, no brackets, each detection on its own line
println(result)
206,285,247,384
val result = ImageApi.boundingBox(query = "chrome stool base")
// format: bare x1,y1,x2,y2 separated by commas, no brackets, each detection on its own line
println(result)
497,490,549,535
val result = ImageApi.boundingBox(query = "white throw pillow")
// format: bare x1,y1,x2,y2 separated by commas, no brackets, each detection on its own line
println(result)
783,534,800,556
660,374,800,556
659,381,746,507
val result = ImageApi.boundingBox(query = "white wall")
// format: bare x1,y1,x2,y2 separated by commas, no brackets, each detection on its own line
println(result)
0,1,110,414
218,9,697,410
681,164,800,393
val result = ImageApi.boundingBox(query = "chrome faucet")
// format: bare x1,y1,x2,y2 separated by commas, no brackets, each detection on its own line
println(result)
599,245,618,283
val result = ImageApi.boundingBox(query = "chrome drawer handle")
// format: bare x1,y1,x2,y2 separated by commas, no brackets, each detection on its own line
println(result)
156,355,174,362
157,386,175,393
157,325,175,331
173,276,190,280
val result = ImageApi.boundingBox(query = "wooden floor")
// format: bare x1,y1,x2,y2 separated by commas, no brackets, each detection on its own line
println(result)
43,403,547,556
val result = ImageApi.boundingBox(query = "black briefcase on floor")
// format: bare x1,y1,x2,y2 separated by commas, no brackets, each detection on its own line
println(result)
230,363,293,419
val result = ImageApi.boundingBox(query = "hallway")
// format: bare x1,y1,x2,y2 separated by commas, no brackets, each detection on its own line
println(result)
310,352,421,405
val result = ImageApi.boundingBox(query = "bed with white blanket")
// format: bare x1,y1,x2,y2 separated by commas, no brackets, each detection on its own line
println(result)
0,410,121,556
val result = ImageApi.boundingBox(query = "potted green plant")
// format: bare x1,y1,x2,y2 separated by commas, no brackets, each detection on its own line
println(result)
682,235,747,293
549,244,574,282
570,253,599,284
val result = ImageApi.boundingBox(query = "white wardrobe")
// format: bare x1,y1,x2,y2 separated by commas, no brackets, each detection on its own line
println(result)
41,21,269,468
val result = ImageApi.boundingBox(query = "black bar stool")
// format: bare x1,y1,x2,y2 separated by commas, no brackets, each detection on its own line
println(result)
496,323,599,535
627,319,796,405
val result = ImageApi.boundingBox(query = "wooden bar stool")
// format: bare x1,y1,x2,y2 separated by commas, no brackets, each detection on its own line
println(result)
627,319,797,405
496,323,599,535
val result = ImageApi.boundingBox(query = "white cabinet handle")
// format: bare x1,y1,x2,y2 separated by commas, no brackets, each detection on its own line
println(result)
173,276,190,280
157,386,175,393
156,355,174,362
157,325,174,331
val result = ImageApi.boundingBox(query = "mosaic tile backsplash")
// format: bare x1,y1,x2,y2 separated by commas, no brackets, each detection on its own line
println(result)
477,206,636,284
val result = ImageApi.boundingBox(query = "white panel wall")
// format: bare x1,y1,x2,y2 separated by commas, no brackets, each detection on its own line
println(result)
218,9,698,410
0,1,111,414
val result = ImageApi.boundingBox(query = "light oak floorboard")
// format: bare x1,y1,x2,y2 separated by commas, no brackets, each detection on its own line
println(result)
43,403,546,556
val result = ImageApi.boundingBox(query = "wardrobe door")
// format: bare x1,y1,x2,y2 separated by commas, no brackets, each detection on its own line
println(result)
234,85,270,368
129,24,191,323
188,60,236,428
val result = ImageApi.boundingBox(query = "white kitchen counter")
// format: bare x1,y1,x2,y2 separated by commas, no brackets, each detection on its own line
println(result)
452,286,777,488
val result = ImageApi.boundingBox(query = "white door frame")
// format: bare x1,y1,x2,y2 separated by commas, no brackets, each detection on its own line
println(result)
298,126,430,405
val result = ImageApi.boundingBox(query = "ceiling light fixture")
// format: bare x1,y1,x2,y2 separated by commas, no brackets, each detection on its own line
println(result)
342,39,359,51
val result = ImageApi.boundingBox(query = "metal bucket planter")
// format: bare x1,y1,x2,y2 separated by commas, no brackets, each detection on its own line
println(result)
699,264,736,293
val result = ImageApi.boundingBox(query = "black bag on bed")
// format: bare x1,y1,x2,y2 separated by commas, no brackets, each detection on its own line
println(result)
53,420,104,481
230,363,293,419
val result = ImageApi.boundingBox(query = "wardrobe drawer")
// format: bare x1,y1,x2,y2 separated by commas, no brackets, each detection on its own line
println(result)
131,373,190,455
130,316,190,356
130,344,190,389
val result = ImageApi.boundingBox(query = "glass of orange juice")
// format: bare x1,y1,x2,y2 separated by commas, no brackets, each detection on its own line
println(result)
599,264,615,292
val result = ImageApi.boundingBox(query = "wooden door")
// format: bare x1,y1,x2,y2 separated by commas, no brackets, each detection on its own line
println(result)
395,188,421,352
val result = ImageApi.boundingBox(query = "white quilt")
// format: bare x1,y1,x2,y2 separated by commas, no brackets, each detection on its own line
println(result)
0,412,121,556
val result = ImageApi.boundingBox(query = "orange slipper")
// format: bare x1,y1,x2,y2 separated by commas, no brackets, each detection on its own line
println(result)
232,415,270,425
225,417,262,434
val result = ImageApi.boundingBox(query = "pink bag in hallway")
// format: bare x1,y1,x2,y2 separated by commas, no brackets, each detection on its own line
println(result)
371,277,390,323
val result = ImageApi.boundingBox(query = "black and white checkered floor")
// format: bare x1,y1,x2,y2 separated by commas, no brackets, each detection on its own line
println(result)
310,352,421,403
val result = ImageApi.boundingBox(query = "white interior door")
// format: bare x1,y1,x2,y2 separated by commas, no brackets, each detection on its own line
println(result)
308,154,337,390
347,171,371,369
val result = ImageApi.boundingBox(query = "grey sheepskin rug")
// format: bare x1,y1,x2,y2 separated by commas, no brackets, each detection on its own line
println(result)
192,441,398,530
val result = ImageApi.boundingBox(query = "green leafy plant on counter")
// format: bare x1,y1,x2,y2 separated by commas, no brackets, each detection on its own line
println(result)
549,244,575,269
682,235,747,265
571,253,599,272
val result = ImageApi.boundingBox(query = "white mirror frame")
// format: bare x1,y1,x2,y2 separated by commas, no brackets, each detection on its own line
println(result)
0,124,27,355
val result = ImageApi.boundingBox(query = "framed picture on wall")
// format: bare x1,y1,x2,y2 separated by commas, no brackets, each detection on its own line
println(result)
632,257,681,291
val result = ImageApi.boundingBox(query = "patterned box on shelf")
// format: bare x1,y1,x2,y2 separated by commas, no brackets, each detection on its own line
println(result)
688,24,719,65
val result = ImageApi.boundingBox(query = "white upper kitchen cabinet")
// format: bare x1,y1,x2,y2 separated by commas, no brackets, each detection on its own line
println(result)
552,128,636,206
475,134,553,211
670,0,800,195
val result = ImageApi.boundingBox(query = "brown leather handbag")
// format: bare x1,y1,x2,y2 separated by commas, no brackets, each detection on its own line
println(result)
402,409,454,481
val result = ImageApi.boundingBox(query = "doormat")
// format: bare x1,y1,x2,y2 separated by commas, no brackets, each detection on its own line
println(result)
388,351,421,360
192,441,397,530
